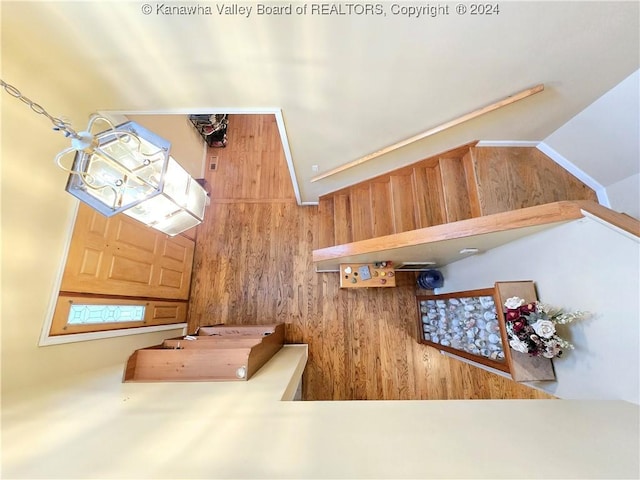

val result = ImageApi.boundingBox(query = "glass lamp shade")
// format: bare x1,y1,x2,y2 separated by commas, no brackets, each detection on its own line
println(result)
123,156,207,236
65,120,207,236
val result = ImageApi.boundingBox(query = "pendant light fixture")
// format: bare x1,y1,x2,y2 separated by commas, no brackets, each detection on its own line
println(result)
1,79,208,236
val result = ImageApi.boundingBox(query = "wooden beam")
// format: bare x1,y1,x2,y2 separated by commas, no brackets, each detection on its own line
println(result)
311,200,640,271
311,84,545,182
312,201,585,263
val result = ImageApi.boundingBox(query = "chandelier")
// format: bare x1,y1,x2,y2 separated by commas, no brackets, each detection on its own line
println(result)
1,79,208,236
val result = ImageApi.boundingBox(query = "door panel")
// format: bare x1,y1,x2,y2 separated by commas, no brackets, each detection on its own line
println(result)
115,220,157,252
62,204,195,299
159,267,184,289
88,211,108,235
151,303,186,321
162,241,189,263
78,248,103,277
108,254,154,284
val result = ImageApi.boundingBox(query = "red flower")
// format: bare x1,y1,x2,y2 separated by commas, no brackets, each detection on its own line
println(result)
519,303,537,314
512,319,526,333
506,310,521,322
506,302,536,321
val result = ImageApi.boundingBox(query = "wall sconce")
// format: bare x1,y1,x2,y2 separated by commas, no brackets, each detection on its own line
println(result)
1,79,207,236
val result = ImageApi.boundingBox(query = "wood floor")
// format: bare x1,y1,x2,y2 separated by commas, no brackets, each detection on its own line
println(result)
187,114,554,401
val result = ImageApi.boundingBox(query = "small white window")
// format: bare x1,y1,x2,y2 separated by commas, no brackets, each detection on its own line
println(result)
67,304,146,325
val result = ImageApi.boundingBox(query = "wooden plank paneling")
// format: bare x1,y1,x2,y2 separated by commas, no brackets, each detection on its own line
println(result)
471,146,598,216
124,348,251,381
163,338,261,348
197,324,280,336
413,166,447,228
247,324,286,378
424,165,448,226
462,150,482,218
317,197,335,249
126,324,283,381
439,157,472,223
370,182,394,237
412,167,430,229
350,187,373,242
326,141,478,198
206,114,296,203
333,194,353,244
187,115,553,400
390,174,416,233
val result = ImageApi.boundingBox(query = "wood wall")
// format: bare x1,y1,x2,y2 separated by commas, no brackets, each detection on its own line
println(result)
187,114,553,400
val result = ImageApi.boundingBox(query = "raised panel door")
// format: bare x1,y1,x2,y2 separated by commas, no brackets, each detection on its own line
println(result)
62,204,194,299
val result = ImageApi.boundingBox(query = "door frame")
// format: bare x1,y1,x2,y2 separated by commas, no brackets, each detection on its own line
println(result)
39,203,187,346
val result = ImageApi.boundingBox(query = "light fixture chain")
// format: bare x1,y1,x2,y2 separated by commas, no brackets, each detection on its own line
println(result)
0,78,80,139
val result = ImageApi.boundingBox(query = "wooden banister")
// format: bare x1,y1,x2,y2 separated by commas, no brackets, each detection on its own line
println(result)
312,201,638,271
573,200,640,237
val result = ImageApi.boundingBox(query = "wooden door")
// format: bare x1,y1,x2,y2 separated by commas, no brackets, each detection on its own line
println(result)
61,204,195,300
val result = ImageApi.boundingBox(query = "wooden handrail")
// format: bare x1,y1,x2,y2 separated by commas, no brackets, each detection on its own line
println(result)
311,84,545,183
313,201,583,263
574,200,640,237
312,201,639,266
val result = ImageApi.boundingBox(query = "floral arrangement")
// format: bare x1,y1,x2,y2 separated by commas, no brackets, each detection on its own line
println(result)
503,296,587,359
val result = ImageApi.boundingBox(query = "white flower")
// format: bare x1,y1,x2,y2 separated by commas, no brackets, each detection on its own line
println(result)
531,319,556,339
509,337,529,353
543,340,562,358
504,296,525,309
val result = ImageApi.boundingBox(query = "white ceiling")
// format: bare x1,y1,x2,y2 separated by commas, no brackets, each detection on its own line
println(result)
2,1,638,201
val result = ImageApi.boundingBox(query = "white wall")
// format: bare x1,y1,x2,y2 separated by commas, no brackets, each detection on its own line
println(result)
607,173,640,219
0,38,185,394
439,217,640,404
127,114,206,178
2,346,638,479
543,70,640,217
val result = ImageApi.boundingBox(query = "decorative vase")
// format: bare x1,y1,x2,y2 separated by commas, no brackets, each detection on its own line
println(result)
417,270,444,289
